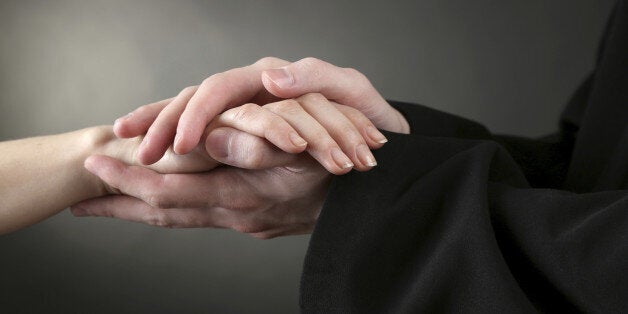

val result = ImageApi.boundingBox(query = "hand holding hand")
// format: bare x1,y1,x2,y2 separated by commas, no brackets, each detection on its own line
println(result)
74,128,330,239
116,57,408,171
73,57,410,238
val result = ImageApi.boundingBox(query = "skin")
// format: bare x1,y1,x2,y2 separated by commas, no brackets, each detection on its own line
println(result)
0,126,217,235
125,57,407,174
0,92,379,235
73,57,410,239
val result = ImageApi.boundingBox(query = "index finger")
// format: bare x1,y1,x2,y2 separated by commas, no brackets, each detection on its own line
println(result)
174,57,290,155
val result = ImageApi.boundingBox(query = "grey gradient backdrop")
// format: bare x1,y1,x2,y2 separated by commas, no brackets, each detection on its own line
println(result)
0,0,616,313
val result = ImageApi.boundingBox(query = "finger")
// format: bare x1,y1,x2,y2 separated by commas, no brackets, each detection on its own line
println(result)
137,86,198,165
113,97,173,138
333,103,388,148
205,127,300,169
208,103,307,154
295,93,378,171
249,223,315,239
263,98,356,174
174,57,290,155
261,57,397,131
71,195,230,229
84,154,250,209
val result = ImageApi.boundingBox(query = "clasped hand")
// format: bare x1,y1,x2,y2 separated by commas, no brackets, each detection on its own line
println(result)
72,57,409,239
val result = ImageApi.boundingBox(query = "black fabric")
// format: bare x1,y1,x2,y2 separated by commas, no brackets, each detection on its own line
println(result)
301,1,628,313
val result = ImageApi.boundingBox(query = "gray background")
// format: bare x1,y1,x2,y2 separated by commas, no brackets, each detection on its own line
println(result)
0,0,616,313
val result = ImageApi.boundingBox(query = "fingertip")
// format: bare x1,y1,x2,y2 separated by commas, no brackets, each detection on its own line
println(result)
366,126,388,146
174,119,204,155
289,132,308,151
137,149,158,165
84,154,106,174
173,133,196,155
136,144,156,166
261,70,294,98
205,128,231,160
327,164,353,176
113,119,133,138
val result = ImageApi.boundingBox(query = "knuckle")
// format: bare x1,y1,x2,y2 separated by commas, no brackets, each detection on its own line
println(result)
242,150,266,169
228,103,258,122
314,135,339,151
133,104,152,116
200,73,233,96
343,68,372,98
344,67,369,84
255,56,283,67
298,57,327,81
232,221,266,234
300,57,323,68
146,193,174,209
202,73,222,86
298,92,326,104
344,68,367,80
337,125,362,141
146,211,174,228
180,86,197,95
267,99,302,115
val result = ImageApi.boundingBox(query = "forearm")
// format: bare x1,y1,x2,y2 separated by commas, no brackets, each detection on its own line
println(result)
0,126,114,234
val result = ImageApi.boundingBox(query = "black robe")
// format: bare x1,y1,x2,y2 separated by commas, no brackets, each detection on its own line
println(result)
301,1,628,312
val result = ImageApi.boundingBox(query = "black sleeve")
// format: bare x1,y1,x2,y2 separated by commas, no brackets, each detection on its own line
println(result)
390,99,577,190
300,2,627,312
300,131,628,313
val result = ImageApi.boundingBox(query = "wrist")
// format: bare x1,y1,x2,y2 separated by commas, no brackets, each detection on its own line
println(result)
78,126,124,197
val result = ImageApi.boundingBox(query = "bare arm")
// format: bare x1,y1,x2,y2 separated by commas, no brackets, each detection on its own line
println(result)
0,127,114,234
0,125,219,235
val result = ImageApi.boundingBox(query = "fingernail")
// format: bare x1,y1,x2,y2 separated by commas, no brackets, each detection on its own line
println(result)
356,144,377,167
330,147,354,169
264,67,294,89
367,126,388,144
289,132,307,147
206,128,230,159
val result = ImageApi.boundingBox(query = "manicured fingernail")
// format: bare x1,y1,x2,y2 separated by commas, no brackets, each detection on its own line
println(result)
330,147,354,169
264,67,294,89
289,132,307,147
367,126,387,144
356,144,377,167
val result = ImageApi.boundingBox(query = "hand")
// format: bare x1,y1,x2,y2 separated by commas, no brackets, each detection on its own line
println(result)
95,126,220,174
71,57,412,237
117,57,409,166
72,128,331,239
203,93,386,174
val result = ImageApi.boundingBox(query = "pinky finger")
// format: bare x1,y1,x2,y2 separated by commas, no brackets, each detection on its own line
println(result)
333,104,388,149
71,195,230,229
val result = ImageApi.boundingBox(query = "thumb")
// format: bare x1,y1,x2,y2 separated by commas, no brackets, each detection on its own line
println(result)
205,127,300,169
260,57,403,132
